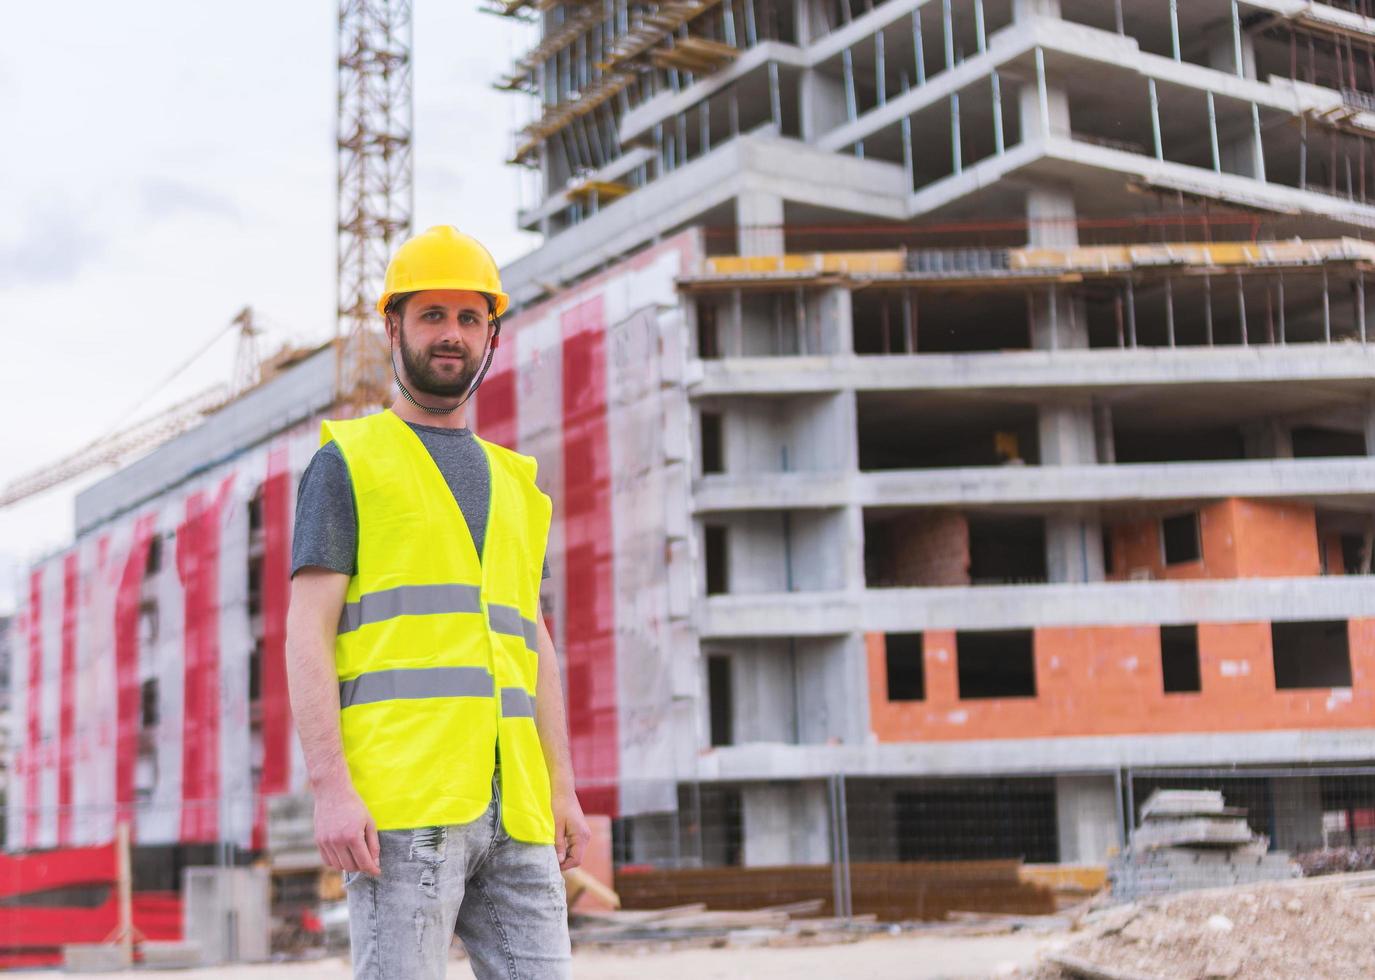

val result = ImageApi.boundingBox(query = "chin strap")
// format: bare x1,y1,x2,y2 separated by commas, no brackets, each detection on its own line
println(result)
390,316,501,416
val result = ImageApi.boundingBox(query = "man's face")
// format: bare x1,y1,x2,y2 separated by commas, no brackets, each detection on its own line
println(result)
390,289,492,398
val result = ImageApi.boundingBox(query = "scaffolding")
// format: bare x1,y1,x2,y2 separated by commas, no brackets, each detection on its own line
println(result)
600,0,727,71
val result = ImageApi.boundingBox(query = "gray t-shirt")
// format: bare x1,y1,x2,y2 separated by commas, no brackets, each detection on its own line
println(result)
291,420,549,581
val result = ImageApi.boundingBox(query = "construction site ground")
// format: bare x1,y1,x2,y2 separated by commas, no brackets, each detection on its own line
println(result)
1,931,1062,979
20,870,1374,979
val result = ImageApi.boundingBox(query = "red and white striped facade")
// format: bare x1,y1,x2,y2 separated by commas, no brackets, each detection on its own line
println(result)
9,230,701,850
476,230,699,819
8,428,317,851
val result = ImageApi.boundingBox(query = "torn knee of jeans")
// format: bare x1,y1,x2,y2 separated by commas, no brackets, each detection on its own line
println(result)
410,826,447,898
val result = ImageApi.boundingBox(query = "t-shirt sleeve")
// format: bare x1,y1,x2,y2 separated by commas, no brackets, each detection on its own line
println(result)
291,443,358,578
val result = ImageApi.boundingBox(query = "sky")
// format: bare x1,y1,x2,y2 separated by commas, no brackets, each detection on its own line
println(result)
0,1,540,613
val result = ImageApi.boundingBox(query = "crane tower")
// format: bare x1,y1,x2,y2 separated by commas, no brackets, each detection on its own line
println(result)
336,0,413,412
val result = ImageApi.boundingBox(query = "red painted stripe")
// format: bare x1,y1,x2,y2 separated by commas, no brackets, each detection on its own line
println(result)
24,569,43,848
560,295,619,817
57,553,79,845
476,357,517,449
178,478,232,843
114,518,155,831
255,449,292,849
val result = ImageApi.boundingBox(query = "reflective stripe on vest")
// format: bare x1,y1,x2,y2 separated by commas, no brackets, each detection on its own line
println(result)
322,410,553,842
337,587,539,654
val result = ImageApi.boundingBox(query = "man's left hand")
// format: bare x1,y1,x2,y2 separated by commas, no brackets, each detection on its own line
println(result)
553,790,592,871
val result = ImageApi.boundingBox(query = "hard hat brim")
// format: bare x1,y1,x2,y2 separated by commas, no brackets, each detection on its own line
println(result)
376,281,511,318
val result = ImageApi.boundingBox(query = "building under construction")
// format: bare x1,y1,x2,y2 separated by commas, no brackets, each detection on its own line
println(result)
12,0,1375,933
481,0,1375,870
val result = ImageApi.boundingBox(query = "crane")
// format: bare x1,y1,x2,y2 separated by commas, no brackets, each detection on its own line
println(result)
1,1,417,510
0,309,263,510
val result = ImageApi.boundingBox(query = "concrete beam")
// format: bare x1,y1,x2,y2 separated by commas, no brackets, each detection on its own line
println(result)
691,347,1375,398
697,574,1375,637
693,458,1375,513
695,726,1375,780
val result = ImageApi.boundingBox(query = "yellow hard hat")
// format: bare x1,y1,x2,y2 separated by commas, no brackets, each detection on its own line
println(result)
376,225,510,318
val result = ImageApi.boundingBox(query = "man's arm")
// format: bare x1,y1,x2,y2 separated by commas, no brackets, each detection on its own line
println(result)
286,568,381,875
534,616,591,870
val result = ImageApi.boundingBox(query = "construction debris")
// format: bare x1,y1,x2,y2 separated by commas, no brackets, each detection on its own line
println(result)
1109,791,1299,902
1295,846,1375,877
568,899,883,950
1021,874,1375,980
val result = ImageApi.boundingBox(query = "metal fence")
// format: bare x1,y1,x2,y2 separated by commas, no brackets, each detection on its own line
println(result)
607,766,1375,919
3,764,1373,954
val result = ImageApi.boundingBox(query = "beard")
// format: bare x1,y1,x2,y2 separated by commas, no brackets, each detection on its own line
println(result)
397,324,481,398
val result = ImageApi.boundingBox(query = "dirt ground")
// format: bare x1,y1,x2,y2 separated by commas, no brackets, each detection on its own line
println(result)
5,931,1063,980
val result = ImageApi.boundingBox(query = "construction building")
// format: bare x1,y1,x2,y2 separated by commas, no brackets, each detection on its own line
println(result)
481,0,1375,869
10,0,1375,919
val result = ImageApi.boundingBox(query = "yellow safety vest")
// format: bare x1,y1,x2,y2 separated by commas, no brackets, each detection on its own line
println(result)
320,409,554,843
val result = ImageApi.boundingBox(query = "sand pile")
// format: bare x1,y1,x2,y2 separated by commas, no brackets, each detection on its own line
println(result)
1022,879,1375,979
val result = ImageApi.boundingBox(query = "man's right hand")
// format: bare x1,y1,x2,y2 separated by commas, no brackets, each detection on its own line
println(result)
314,781,382,875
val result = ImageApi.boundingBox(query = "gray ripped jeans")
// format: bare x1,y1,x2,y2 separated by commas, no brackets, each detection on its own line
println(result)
345,773,571,979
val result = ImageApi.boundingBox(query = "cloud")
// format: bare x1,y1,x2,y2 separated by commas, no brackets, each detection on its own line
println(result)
138,175,241,223
0,202,106,289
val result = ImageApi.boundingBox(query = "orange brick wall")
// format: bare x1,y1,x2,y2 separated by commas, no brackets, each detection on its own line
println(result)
1109,498,1318,581
1230,500,1320,577
867,618,1375,742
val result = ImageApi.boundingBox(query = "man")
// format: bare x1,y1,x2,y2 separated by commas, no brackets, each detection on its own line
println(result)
286,225,590,980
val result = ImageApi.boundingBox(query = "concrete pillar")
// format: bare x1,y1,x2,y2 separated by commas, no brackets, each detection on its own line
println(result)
799,69,848,143
1026,185,1079,249
1055,775,1122,863
1019,78,1071,142
741,781,832,866
1094,402,1116,464
1363,396,1375,456
737,189,785,256
1270,776,1325,853
792,629,863,747
1013,0,1061,19
810,287,854,355
1211,20,1264,181
1242,419,1294,459
1045,514,1106,584
1206,19,1257,79
1039,400,1106,583
794,0,827,44
1026,185,1089,351
1030,289,1089,350
1038,401,1096,465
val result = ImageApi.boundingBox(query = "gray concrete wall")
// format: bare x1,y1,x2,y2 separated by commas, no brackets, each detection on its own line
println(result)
1055,774,1122,863
711,393,852,474
741,781,832,865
